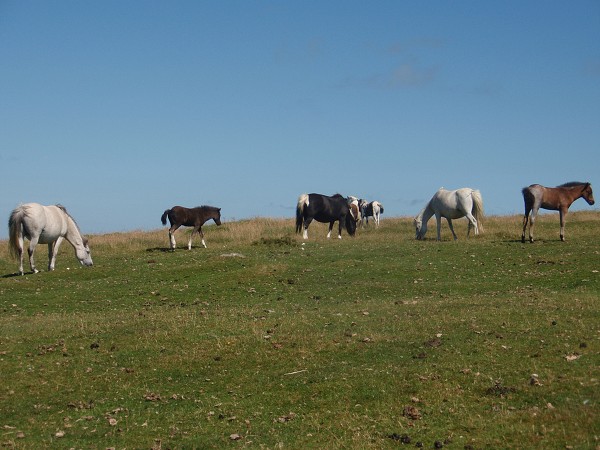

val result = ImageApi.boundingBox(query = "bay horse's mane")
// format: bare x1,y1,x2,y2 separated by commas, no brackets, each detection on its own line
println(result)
557,181,589,188
195,205,220,211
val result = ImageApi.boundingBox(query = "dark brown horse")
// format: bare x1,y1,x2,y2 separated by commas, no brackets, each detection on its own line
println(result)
521,182,594,243
161,205,221,250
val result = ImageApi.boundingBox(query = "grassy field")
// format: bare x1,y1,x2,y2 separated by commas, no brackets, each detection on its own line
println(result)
0,212,598,449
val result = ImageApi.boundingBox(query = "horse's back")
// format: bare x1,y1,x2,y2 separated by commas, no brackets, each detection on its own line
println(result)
10,203,68,242
306,193,348,221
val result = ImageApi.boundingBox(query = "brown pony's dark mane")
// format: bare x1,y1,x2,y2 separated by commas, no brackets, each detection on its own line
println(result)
557,181,589,188
194,205,220,212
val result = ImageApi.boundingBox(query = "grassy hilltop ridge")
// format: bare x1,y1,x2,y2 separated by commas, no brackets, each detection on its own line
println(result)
0,213,598,449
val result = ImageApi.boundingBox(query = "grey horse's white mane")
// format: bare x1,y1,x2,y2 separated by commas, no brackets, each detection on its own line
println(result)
56,204,86,240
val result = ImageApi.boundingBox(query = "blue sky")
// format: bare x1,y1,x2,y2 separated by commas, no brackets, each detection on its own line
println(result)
1,1,599,235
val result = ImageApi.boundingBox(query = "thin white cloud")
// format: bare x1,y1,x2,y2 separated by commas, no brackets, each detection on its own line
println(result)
583,58,600,77
338,62,439,90
388,37,445,54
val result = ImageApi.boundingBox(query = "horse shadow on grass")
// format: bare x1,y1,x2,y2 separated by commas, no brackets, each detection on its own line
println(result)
146,247,175,253
2,272,24,278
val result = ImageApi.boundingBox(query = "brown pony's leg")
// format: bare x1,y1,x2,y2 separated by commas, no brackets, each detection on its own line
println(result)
528,206,541,243
521,213,529,243
187,226,200,250
521,203,533,243
559,208,567,241
522,187,535,243
168,225,180,250
198,227,207,248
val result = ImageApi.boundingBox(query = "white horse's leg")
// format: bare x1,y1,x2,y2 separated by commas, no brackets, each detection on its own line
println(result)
465,214,478,237
48,236,64,271
303,227,308,239
27,237,40,274
435,215,443,241
446,218,458,240
16,234,25,275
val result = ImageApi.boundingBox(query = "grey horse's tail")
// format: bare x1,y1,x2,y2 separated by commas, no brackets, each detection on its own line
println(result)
161,209,171,226
471,190,484,233
8,206,24,259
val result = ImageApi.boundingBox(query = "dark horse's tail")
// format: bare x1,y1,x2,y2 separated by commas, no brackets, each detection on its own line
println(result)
344,211,357,236
161,209,171,226
295,194,309,233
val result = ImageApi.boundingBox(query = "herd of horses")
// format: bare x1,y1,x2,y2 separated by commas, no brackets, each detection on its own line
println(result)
6,181,595,275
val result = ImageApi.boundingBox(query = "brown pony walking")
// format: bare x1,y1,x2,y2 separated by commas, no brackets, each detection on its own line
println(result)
161,205,222,250
521,182,594,243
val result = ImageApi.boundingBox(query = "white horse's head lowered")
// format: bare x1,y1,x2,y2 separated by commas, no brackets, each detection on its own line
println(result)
76,237,93,267
8,203,93,274
414,215,427,240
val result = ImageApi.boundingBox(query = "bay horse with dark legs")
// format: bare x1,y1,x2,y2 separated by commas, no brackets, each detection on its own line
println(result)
521,182,594,243
296,193,356,240
161,205,221,250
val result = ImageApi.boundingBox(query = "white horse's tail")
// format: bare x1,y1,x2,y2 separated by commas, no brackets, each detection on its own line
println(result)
471,190,484,233
295,194,310,234
8,206,24,259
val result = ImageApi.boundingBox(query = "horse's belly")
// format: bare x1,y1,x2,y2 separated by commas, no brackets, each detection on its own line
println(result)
37,224,65,244
312,213,337,223
540,202,559,211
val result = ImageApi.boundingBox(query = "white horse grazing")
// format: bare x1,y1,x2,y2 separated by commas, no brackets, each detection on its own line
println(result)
414,188,484,241
8,203,93,275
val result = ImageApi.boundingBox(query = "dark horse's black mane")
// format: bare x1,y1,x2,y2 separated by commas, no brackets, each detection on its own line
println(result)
193,205,220,212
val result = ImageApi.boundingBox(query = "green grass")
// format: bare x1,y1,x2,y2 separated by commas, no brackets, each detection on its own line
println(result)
1,213,599,449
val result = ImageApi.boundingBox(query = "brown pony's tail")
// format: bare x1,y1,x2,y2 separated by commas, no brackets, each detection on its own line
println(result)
161,209,170,226
471,190,484,233
8,206,24,259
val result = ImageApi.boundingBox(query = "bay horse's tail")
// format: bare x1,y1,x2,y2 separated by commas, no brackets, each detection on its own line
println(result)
295,194,309,234
8,206,24,259
161,209,171,226
471,190,484,233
